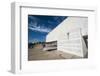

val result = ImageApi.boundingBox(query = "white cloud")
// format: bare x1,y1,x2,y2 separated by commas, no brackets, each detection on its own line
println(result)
29,22,37,27
28,16,52,33
29,26,52,33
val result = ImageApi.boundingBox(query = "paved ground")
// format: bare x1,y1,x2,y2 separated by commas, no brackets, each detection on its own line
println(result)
28,44,81,61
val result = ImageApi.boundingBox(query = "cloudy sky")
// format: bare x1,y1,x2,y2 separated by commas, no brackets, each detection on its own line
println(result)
28,15,67,43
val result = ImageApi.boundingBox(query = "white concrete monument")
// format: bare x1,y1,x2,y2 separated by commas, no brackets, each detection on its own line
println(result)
46,17,88,57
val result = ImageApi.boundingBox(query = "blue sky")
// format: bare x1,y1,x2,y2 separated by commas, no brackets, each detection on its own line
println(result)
28,15,67,43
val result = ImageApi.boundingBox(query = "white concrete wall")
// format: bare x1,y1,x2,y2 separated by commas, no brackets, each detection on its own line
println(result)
46,17,88,57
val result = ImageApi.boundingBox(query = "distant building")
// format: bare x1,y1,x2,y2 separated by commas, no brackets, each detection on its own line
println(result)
45,17,88,58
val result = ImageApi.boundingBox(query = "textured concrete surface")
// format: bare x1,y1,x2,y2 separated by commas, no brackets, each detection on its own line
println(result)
28,44,82,61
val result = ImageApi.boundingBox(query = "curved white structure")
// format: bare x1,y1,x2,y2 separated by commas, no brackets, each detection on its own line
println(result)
46,17,88,57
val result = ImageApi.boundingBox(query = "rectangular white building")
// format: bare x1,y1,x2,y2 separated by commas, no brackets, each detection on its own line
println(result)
46,16,88,58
